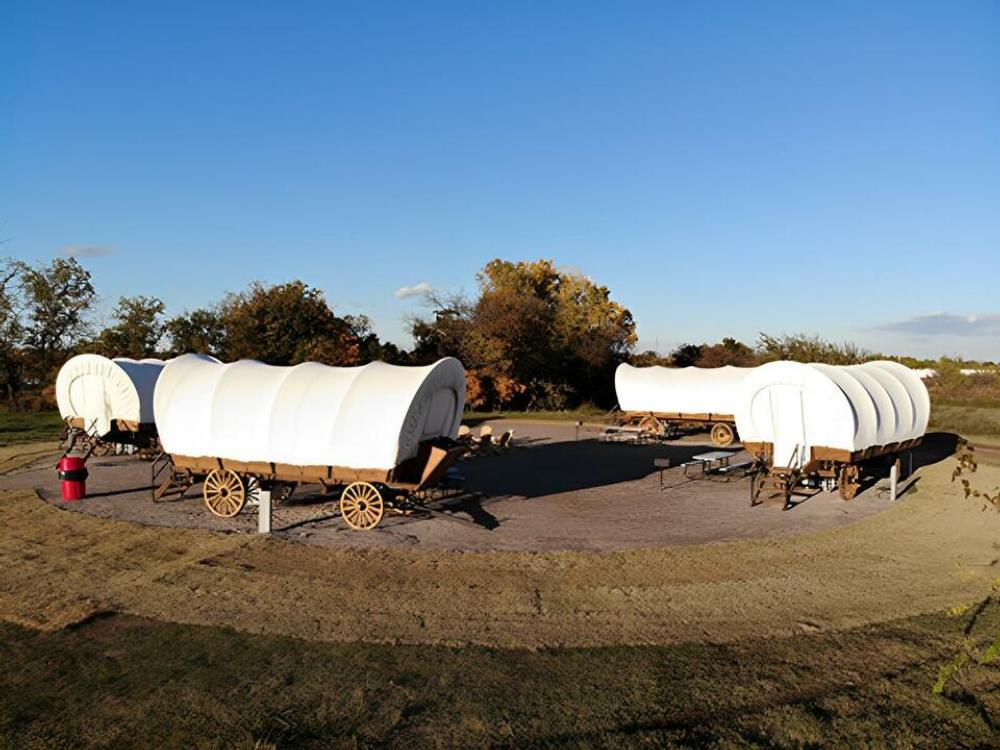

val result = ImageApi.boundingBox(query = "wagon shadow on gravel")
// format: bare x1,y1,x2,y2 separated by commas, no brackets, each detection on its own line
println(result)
910,432,960,472
767,432,957,511
265,484,503,533
458,438,714,499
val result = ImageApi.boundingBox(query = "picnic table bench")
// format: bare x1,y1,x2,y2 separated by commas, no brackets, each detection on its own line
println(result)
681,451,740,478
653,451,754,487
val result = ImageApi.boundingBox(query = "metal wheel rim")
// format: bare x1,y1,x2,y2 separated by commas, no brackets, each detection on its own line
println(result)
340,482,384,531
203,469,247,518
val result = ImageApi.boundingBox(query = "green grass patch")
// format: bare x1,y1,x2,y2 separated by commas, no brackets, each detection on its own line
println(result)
0,410,64,447
2,610,999,748
929,405,1000,438
932,398,1000,410
464,405,609,424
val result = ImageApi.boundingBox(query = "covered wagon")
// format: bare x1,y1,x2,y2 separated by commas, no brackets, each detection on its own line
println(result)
152,354,468,530
735,360,929,506
614,364,750,446
56,354,168,456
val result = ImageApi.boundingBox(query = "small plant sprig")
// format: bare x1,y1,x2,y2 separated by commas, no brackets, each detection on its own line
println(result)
951,443,1000,509
937,442,1000,693
934,591,1000,694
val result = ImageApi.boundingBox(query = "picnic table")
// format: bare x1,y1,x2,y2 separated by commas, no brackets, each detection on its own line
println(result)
599,425,646,443
682,450,740,478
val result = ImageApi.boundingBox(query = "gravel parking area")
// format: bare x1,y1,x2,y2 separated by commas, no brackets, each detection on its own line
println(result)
0,420,933,552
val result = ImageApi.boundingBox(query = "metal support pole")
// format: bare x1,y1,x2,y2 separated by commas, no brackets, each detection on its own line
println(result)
576,420,582,441
889,461,898,502
258,489,272,533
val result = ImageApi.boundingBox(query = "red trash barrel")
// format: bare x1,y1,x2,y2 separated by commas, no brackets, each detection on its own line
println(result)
57,456,88,501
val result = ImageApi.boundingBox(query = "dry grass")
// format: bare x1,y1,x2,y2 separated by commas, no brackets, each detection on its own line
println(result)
2,608,1000,748
0,443,61,475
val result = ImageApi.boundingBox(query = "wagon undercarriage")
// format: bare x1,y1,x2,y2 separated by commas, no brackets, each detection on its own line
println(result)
746,439,917,510
620,412,738,447
152,438,468,531
63,417,161,459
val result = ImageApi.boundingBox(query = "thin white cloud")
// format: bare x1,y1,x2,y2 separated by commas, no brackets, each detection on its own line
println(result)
876,312,1000,337
394,281,433,300
62,245,116,259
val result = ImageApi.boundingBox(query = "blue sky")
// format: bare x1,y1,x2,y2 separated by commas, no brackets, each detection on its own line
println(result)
2,1,998,359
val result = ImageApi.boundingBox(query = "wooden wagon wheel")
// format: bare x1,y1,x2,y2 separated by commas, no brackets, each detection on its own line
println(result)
710,422,735,447
90,440,112,457
244,475,262,507
203,468,247,518
838,464,861,501
340,481,385,531
137,436,163,461
638,416,665,437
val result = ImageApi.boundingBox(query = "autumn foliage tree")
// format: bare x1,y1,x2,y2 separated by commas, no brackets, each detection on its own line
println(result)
17,258,96,377
669,344,704,368
217,281,364,366
756,333,869,365
648,334,862,370
696,337,757,367
0,259,24,403
411,259,636,410
97,296,166,359
164,307,225,357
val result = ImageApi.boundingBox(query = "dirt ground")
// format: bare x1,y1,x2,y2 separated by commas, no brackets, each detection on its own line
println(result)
0,421,921,551
1,425,998,651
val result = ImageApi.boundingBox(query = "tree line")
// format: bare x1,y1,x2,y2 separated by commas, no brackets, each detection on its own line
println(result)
0,257,403,409
0,254,990,412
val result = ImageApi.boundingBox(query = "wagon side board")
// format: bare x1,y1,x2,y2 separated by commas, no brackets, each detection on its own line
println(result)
65,417,159,453
170,455,395,486
169,438,467,491
744,438,923,473
66,416,156,437
621,411,736,424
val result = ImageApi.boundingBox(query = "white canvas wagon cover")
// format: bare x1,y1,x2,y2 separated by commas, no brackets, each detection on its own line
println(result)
153,354,466,472
615,364,750,416
734,360,929,468
56,354,167,436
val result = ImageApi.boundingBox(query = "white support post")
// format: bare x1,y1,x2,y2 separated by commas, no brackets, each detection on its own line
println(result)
889,461,899,502
258,489,272,533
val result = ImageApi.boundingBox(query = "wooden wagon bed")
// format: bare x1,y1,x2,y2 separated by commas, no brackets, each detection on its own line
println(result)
619,411,738,447
156,437,468,530
63,416,160,457
744,437,923,508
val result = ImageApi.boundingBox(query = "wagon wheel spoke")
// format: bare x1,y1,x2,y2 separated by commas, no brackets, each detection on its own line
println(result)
203,468,247,518
340,482,384,530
